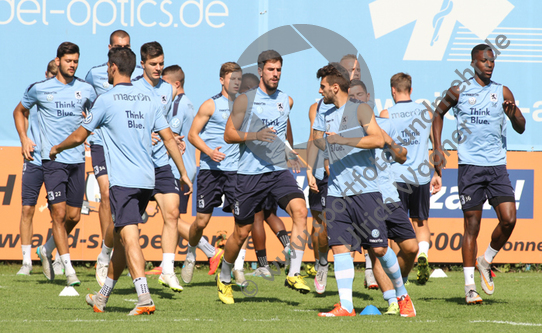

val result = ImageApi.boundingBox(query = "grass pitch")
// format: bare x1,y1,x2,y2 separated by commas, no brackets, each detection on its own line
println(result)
1,262,542,332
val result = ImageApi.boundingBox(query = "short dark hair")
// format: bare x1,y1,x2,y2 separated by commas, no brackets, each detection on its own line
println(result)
350,79,367,92
471,44,493,61
47,59,58,76
316,62,350,93
257,50,283,69
141,41,163,62
219,62,242,79
162,65,185,88
108,47,136,77
56,42,79,59
110,30,130,45
242,73,259,83
390,73,411,93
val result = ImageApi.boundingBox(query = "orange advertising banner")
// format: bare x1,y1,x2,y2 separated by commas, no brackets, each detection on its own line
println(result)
0,146,540,264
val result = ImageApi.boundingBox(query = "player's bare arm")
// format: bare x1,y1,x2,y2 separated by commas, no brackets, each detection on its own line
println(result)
503,86,525,134
13,102,35,161
188,98,225,162
432,85,460,176
383,129,407,164
306,102,319,192
50,126,91,160
224,93,276,143
326,104,385,149
160,126,193,195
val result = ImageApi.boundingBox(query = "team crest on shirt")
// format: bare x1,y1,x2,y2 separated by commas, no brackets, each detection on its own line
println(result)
277,102,284,112
171,118,181,129
75,91,82,99
371,229,380,238
468,97,476,105
46,94,54,102
490,93,498,103
103,82,110,89
221,112,229,119
83,112,93,124
257,106,264,114
161,95,167,104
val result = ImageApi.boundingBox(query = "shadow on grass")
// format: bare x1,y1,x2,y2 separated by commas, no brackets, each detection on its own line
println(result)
233,297,300,306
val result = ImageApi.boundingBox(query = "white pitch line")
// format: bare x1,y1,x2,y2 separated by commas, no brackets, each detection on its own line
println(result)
471,320,542,327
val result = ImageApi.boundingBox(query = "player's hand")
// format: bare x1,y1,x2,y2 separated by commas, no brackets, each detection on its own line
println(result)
180,174,193,195
325,132,343,145
175,135,186,155
430,173,442,195
307,172,319,193
151,132,161,145
288,150,302,173
49,145,61,161
21,137,36,161
256,126,277,142
84,140,91,151
209,146,226,162
503,100,517,119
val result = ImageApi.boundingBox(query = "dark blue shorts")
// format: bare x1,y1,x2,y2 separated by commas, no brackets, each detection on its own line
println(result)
458,164,515,211
234,170,305,224
262,196,278,214
178,181,190,215
42,160,85,207
90,144,107,178
21,161,44,206
196,170,237,214
308,175,328,212
383,202,416,241
396,181,430,220
325,192,389,251
109,186,152,228
152,165,179,197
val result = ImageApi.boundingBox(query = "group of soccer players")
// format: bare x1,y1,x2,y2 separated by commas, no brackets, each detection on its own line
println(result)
12,28,524,316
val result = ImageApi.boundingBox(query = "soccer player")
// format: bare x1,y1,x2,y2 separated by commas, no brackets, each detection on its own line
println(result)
221,50,310,304
13,42,96,286
306,99,331,293
161,65,219,282
339,54,361,80
184,62,242,284
85,30,144,286
132,41,186,292
14,60,57,276
51,47,191,315
240,73,259,93
311,63,415,317
432,44,525,304
349,80,420,315
380,73,437,285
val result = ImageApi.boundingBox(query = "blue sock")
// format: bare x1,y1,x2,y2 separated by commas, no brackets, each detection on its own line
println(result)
378,247,407,298
383,289,397,306
334,252,354,312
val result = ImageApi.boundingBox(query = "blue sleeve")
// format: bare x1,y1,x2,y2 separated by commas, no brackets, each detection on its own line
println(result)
313,111,326,131
85,70,94,88
82,97,106,132
153,105,169,132
21,84,38,110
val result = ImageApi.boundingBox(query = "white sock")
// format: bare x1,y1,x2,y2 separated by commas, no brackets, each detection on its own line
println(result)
219,259,233,283
44,237,56,254
60,253,75,276
364,252,372,269
99,277,117,298
21,245,32,265
288,250,304,277
186,244,197,262
97,241,112,264
198,237,216,258
464,267,475,286
234,249,246,271
484,245,499,264
133,277,150,297
162,253,175,274
418,241,430,257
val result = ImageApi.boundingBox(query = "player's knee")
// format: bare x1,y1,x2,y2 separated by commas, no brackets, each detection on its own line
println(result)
291,206,308,222
373,247,387,257
500,215,516,231
21,205,35,220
